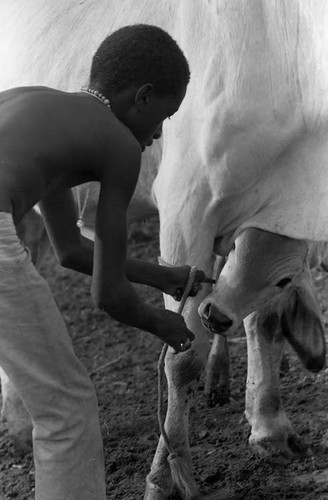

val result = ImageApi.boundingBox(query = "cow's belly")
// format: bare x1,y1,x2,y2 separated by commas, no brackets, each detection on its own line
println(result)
234,131,328,242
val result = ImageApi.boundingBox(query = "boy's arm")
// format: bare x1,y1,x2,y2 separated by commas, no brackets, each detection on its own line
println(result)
125,259,205,300
39,186,204,300
91,142,194,348
38,188,94,274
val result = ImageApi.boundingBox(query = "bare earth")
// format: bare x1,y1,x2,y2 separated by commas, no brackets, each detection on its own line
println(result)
1,217,328,499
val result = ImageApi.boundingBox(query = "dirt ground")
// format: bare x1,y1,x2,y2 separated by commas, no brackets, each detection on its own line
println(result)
1,217,328,499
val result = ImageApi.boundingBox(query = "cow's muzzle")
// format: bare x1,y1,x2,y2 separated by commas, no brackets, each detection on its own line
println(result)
199,301,233,335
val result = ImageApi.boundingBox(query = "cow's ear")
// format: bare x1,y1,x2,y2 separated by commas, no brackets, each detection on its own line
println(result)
280,281,326,372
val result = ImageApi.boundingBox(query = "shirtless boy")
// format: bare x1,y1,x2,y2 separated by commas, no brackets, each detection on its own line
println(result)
0,25,205,500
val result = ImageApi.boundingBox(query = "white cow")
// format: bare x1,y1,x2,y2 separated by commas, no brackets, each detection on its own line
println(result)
200,232,328,456
2,1,328,499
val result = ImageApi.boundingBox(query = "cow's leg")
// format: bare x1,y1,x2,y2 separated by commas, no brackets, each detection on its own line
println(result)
204,334,230,407
144,220,217,497
16,208,47,264
203,255,231,407
0,209,49,451
244,310,309,458
147,146,220,498
0,367,32,451
144,303,210,500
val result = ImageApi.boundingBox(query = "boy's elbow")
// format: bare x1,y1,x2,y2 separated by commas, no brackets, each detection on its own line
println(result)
91,287,118,316
92,294,109,312
94,298,123,320
91,283,132,324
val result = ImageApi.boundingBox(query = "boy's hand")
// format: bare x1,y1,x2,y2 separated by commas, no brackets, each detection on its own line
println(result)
154,308,195,353
162,265,207,302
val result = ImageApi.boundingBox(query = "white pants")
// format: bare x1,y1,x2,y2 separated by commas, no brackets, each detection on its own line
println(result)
0,213,106,500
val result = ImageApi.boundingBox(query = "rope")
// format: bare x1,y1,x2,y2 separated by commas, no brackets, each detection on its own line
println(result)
157,263,198,459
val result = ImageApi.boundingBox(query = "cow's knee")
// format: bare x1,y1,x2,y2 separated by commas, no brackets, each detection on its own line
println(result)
165,343,207,390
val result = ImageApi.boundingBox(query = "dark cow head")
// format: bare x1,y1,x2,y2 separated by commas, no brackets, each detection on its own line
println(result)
198,227,326,372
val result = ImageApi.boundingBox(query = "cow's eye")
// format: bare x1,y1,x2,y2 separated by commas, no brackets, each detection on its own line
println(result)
275,277,292,288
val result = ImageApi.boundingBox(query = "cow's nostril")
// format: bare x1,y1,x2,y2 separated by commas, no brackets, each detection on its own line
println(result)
202,302,212,320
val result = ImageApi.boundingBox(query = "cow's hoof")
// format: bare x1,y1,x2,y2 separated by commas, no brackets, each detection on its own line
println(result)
201,489,243,500
205,386,230,407
250,434,311,463
143,483,169,500
144,481,201,500
143,484,240,500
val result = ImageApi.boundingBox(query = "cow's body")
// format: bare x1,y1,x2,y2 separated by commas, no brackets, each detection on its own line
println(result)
1,1,328,498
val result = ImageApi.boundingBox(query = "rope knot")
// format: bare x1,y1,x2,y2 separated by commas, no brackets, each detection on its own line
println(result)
158,257,199,313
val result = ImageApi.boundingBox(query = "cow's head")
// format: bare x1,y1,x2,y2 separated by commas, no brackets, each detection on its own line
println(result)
199,228,309,332
198,227,326,371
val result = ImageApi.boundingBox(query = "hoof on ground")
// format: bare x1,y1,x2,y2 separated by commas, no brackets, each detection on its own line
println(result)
199,488,242,499
143,487,167,500
144,485,202,500
144,482,173,500
250,434,312,464
205,386,230,407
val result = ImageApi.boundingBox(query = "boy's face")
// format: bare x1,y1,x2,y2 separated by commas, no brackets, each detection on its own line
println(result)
128,84,187,151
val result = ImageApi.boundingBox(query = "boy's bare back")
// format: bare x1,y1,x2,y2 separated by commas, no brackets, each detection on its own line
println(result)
0,86,140,223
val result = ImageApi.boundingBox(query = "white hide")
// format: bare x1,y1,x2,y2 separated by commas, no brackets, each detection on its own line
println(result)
152,0,328,256
1,1,328,248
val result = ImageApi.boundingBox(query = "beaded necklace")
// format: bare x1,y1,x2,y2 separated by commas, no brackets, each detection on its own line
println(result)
80,87,111,109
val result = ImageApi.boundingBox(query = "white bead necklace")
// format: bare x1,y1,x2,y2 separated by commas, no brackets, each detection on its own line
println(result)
81,87,111,109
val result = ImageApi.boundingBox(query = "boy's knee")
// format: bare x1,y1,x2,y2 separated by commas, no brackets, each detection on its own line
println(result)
34,377,99,442
59,379,99,430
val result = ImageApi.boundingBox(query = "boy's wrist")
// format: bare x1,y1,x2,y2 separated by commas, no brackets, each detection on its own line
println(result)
159,265,190,297
157,266,173,293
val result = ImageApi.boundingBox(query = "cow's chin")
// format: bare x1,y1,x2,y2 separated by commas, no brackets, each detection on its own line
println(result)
201,317,230,336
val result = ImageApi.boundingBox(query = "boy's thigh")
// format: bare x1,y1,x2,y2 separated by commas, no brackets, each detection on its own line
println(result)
0,258,94,420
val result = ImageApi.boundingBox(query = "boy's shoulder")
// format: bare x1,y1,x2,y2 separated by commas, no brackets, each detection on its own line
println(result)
0,85,58,103
0,86,141,153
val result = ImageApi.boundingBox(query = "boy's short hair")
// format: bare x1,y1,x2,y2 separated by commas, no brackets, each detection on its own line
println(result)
89,24,190,97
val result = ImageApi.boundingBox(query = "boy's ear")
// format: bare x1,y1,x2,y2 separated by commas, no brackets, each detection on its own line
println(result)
135,83,153,109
